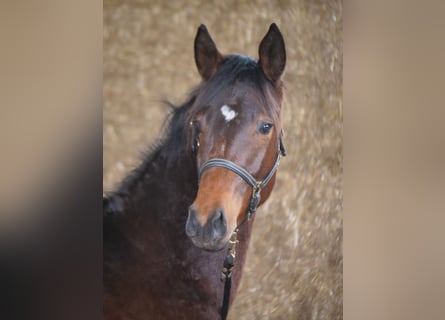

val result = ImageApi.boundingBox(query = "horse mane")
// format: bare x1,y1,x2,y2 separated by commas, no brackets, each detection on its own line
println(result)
103,91,198,215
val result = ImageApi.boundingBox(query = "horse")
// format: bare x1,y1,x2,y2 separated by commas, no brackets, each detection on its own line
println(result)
104,23,286,320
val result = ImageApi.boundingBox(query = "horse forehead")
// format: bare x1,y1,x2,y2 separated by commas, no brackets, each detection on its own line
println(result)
208,101,257,125
200,81,275,126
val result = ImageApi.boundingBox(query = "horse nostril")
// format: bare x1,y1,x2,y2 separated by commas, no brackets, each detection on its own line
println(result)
211,209,227,239
186,207,199,237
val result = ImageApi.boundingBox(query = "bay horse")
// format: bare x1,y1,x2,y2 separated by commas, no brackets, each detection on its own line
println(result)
104,23,286,320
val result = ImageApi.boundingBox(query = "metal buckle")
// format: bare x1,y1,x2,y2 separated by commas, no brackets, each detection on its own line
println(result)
248,184,262,220
221,229,239,280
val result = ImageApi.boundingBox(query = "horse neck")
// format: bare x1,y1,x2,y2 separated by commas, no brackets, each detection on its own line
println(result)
105,145,257,315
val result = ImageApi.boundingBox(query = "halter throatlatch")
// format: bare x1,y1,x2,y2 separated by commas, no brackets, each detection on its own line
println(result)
197,136,285,320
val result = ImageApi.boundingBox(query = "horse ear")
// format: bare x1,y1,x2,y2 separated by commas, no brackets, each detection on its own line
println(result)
258,23,286,83
194,24,223,80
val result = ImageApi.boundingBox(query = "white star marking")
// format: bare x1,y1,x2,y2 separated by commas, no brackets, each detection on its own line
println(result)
220,105,237,122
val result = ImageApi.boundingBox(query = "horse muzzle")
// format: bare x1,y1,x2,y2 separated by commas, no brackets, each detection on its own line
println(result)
186,206,229,251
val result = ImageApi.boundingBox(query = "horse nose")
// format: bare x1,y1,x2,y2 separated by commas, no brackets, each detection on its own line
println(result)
186,207,227,243
186,207,200,237
211,209,227,240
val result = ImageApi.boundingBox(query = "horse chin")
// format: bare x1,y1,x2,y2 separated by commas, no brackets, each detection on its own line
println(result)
189,237,228,252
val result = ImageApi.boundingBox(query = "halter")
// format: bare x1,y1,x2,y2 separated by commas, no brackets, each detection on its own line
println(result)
195,134,286,320
199,149,283,220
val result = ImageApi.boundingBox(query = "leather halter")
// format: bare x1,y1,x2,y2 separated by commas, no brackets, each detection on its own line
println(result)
199,147,284,219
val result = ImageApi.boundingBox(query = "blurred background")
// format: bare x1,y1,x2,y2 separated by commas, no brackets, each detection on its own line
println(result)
3,1,445,320
104,1,342,319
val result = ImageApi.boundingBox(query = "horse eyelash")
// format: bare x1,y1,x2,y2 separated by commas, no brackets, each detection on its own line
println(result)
190,120,200,133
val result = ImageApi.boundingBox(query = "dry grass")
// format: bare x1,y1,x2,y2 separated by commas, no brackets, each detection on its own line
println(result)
104,1,342,319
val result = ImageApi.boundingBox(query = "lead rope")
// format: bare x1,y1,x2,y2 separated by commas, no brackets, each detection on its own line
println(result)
220,194,260,320
220,228,239,320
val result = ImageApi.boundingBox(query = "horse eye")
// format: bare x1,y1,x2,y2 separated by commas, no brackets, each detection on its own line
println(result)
258,122,273,135
190,120,201,152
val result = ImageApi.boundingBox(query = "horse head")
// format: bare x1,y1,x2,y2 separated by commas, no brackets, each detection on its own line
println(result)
185,24,286,251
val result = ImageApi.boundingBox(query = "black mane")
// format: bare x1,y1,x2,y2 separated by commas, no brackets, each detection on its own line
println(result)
103,93,197,216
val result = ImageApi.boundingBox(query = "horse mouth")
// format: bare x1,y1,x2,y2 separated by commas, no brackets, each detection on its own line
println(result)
188,236,228,252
